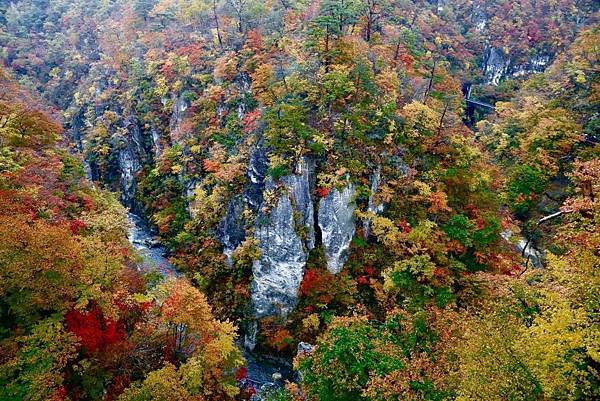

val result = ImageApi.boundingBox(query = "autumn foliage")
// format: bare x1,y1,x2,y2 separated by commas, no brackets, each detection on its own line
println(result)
65,306,126,354
1,1,599,401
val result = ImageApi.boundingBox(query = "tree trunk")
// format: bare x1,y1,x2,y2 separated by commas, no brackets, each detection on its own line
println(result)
213,0,223,49
424,58,437,102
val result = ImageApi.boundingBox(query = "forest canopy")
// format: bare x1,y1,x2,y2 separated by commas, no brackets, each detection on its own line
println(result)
0,1,599,401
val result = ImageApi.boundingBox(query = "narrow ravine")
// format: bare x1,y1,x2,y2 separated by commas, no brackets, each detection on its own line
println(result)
126,212,292,397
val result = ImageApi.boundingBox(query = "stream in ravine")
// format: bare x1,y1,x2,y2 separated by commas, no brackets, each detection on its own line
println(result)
127,213,179,277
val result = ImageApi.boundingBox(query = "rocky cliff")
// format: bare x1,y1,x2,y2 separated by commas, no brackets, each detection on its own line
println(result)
251,157,316,318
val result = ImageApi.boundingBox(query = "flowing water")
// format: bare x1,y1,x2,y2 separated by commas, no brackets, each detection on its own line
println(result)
127,213,179,277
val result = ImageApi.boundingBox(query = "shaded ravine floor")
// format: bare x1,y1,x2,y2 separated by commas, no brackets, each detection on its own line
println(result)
127,213,179,278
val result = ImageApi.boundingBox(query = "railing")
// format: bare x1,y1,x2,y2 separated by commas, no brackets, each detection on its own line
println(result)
466,98,496,110
463,83,496,111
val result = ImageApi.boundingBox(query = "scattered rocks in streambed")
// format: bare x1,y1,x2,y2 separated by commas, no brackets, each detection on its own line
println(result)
127,213,179,278
240,349,293,400
242,343,314,400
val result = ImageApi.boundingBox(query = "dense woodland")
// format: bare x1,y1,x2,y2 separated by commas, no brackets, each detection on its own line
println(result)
0,1,599,400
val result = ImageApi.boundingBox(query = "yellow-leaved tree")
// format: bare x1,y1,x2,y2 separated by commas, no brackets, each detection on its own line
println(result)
453,159,600,401
119,279,244,401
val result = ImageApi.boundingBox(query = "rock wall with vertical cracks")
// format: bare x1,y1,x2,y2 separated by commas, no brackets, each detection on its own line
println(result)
251,157,315,318
318,184,357,275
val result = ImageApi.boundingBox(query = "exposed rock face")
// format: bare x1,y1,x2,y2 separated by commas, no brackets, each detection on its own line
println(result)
218,138,269,265
282,158,316,251
501,230,544,268
512,55,550,78
318,184,356,274
244,320,259,351
118,115,146,211
485,47,512,86
244,139,269,212
150,125,164,158
484,47,550,86
250,158,315,319
220,195,246,262
118,143,142,209
169,95,188,137
252,194,307,318
68,109,94,180
363,167,384,239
